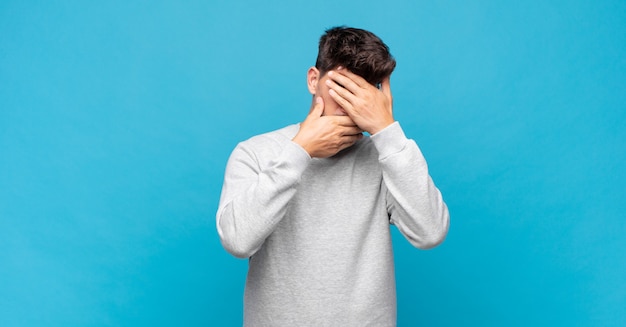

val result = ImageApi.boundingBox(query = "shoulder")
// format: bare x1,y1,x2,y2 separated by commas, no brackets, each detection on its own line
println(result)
238,124,298,148
232,124,300,159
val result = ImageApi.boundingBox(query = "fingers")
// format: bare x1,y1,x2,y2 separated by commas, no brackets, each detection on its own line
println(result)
340,126,364,136
330,115,359,127
338,133,363,151
328,68,391,99
309,96,324,117
326,71,362,100
329,68,368,90
327,83,355,114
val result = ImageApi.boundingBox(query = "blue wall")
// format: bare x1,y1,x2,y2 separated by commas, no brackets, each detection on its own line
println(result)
1,1,624,326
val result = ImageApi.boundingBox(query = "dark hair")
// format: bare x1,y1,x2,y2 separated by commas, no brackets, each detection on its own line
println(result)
315,26,396,86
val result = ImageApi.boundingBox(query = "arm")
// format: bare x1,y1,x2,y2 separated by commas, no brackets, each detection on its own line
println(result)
216,139,310,258
373,123,450,249
217,97,363,258
326,68,449,249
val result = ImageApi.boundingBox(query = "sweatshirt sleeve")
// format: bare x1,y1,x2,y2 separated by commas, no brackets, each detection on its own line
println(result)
216,138,311,258
370,122,450,249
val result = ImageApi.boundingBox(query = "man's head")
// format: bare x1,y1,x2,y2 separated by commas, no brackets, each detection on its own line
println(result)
316,26,396,86
307,26,395,116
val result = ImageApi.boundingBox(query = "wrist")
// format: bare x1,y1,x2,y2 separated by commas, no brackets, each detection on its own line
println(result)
292,136,313,157
370,119,395,135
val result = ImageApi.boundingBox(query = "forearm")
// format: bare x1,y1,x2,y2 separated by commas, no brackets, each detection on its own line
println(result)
217,141,310,258
373,122,450,249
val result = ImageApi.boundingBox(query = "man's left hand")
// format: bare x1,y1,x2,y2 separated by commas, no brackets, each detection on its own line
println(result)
325,68,394,135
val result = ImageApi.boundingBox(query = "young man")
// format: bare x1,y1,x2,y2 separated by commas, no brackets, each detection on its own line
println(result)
217,26,449,326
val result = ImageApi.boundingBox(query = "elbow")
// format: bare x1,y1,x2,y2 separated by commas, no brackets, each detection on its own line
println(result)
220,237,257,259
410,210,450,250
218,228,259,259
223,243,256,259
427,211,450,249
217,217,260,258
414,227,448,249
216,206,261,259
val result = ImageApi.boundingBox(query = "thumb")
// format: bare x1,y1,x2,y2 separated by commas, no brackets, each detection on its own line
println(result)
310,96,324,117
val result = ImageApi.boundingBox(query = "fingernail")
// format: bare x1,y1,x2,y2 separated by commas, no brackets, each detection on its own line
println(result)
328,71,334,76
316,96,322,103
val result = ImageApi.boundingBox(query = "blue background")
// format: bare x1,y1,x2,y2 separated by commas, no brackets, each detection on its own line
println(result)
1,1,624,326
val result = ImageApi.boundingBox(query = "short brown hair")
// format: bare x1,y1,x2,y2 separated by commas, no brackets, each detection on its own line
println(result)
315,26,396,86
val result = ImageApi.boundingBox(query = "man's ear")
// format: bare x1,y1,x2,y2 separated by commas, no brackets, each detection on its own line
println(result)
307,67,320,95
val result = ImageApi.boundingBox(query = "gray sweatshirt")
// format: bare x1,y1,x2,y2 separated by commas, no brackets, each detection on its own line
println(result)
217,122,449,326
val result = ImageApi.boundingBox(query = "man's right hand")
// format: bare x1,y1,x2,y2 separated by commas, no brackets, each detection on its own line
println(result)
292,97,363,158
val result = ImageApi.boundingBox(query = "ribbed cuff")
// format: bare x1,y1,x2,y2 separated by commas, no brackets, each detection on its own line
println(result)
285,139,313,165
370,122,409,160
